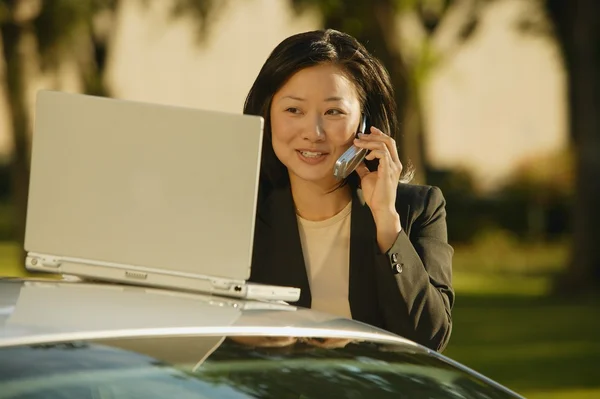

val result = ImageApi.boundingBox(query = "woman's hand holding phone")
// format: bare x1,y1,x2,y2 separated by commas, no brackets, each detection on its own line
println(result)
353,126,403,252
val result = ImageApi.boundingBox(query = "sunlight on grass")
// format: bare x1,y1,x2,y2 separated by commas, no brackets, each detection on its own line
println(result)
453,271,551,296
452,229,569,275
0,241,26,277
447,239,599,398
448,270,600,399
524,388,600,399
0,241,62,279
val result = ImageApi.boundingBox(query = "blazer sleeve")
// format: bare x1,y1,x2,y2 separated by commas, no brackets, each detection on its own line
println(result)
373,186,454,352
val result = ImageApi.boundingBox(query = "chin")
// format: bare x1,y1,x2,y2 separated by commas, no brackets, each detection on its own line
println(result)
290,166,336,184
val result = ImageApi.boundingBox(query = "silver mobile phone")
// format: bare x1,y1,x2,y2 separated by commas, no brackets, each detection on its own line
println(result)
333,115,369,180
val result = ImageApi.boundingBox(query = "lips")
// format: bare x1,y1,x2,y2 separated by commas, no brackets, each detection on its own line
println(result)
296,149,329,164
299,150,325,158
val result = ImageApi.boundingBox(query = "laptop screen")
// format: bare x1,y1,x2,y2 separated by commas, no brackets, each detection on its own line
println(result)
25,91,263,281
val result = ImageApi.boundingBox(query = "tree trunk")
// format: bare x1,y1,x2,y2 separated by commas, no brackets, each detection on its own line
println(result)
321,0,426,183
568,0,600,291
1,21,30,266
547,0,600,292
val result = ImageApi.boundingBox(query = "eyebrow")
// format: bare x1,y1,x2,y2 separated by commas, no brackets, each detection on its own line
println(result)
280,95,346,102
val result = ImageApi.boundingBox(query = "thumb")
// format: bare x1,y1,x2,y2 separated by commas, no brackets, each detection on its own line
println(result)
355,162,369,180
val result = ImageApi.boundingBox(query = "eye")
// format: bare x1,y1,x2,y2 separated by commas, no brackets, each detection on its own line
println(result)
285,107,302,114
325,109,345,116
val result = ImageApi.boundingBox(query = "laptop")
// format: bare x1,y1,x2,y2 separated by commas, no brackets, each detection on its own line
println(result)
24,90,300,303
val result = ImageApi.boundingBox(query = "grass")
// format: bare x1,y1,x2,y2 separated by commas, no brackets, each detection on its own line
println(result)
0,241,29,277
447,237,600,398
452,229,569,276
1,240,599,398
445,275,600,398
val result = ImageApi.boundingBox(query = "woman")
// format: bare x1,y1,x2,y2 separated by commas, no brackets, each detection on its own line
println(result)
244,29,454,352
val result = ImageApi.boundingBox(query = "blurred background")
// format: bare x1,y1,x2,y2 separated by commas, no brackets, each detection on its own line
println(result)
0,0,598,397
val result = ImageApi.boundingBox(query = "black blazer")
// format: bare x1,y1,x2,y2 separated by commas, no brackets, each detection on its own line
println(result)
249,183,454,351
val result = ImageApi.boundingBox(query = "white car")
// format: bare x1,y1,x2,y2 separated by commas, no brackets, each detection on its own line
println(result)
0,277,524,398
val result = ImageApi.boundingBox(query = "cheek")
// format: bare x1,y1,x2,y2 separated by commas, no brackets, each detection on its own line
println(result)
271,132,286,158
325,120,356,145
270,116,298,146
270,120,295,162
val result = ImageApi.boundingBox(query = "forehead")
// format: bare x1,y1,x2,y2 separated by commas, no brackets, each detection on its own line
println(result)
275,64,360,101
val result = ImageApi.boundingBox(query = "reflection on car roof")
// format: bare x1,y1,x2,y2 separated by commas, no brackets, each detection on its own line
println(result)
0,278,419,350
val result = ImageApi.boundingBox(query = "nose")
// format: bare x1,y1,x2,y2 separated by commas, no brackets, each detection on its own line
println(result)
301,115,326,142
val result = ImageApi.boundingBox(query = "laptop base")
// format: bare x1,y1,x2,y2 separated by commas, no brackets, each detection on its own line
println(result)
25,252,300,303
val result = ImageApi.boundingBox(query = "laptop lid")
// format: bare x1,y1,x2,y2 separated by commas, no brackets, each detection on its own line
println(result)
25,90,263,281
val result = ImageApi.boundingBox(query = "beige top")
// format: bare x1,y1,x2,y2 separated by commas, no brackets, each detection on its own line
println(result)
296,201,352,318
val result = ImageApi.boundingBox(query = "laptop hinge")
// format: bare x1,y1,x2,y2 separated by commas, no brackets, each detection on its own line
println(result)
209,277,243,292
29,254,62,268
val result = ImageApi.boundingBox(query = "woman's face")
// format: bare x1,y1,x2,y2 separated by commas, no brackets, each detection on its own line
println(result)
270,63,362,186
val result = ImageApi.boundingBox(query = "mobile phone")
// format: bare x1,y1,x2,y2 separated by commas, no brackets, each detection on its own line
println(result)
333,114,369,180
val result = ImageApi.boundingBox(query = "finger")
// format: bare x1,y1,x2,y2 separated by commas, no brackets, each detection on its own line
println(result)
355,140,399,171
359,127,401,165
365,149,390,162
359,126,386,138
353,138,388,153
365,149,395,175
305,338,352,349
369,126,385,135
229,336,297,348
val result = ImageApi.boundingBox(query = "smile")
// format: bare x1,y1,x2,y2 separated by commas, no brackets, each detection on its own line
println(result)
296,150,328,164
300,151,323,158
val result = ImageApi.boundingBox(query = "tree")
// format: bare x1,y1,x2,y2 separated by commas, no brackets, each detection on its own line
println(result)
0,0,120,262
0,0,216,262
544,0,600,292
287,0,483,184
176,0,485,184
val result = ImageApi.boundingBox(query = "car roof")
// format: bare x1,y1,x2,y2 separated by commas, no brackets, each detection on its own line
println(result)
0,277,526,398
0,278,420,350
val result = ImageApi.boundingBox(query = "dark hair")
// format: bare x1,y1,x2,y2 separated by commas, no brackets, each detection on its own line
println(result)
243,29,414,196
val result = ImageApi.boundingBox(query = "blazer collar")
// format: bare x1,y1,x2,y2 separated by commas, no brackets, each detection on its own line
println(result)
255,184,408,315
257,186,312,307
348,188,381,324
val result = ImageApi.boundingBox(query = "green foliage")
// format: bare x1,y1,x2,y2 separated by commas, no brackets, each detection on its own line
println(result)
154,0,227,44
289,0,347,19
34,1,92,69
495,149,574,241
411,37,442,90
0,2,9,24
0,0,117,71
290,0,388,39
429,149,573,245
499,148,574,202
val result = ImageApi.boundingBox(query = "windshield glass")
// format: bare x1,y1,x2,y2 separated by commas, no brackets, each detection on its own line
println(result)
0,336,518,399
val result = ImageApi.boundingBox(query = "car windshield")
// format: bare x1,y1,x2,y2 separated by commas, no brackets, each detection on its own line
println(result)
0,336,517,399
